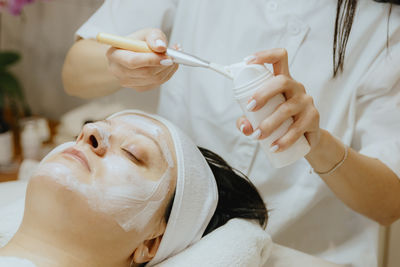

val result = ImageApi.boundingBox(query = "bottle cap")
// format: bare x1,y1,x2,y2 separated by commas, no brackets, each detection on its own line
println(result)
231,64,273,97
233,64,269,88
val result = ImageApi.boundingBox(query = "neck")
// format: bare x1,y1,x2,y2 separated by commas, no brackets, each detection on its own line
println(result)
1,233,82,267
0,216,135,267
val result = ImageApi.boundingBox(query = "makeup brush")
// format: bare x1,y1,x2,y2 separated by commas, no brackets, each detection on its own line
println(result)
96,32,232,79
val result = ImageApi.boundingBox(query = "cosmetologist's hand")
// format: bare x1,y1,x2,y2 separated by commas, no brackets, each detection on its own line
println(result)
106,28,179,91
236,48,321,153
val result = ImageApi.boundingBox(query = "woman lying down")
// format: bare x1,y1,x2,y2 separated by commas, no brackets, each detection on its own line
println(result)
0,110,267,267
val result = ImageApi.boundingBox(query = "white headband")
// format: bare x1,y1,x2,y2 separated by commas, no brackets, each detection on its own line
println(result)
107,110,218,265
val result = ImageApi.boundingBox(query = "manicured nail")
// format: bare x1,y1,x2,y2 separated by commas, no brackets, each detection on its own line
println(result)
243,55,256,63
240,124,245,133
176,43,182,51
251,129,261,140
155,39,166,48
246,99,257,111
160,59,173,66
270,145,279,153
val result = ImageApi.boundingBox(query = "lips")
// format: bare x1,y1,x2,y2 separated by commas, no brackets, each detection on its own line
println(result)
62,147,91,172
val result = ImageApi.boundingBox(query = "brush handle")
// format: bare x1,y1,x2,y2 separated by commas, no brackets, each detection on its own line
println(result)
96,32,211,68
96,32,152,53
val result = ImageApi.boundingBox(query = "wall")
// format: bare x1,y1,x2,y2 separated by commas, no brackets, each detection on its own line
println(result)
0,0,158,120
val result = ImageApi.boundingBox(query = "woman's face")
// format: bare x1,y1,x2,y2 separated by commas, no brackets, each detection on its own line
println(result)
31,113,177,233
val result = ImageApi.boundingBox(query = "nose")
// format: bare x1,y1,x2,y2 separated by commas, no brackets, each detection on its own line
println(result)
79,123,108,156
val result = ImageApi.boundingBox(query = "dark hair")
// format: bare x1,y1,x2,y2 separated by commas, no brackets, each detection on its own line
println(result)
164,147,268,236
333,0,397,77
333,0,358,77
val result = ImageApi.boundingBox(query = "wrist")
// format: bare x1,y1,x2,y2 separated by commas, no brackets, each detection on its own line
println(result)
305,129,345,173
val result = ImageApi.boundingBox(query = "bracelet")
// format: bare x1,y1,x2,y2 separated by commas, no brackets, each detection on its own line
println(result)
314,145,348,175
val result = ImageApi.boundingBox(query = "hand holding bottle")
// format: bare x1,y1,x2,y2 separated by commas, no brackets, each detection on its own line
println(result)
236,48,321,154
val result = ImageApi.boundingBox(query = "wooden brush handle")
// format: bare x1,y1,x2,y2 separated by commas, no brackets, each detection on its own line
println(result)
96,32,152,53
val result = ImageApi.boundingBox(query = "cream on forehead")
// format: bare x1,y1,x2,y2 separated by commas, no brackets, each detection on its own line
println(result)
112,115,174,168
115,115,163,137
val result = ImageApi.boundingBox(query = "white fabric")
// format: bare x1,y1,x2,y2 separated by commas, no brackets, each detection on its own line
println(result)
0,181,27,209
0,181,27,248
77,1,400,266
107,110,218,266
0,198,24,248
266,244,346,267
0,257,36,267
155,218,272,267
154,218,344,267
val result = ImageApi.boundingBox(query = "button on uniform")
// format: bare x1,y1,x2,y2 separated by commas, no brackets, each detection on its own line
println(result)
288,19,302,35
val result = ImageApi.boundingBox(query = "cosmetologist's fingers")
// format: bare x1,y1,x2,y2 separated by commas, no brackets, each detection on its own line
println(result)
247,48,290,77
145,28,168,53
236,116,254,136
107,48,172,69
257,96,307,140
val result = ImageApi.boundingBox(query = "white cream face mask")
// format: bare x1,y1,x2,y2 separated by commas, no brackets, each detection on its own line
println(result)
33,115,175,232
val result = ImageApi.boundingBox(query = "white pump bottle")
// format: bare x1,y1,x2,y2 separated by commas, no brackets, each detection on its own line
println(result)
230,63,310,168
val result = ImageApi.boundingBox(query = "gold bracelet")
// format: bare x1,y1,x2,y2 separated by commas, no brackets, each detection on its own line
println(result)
314,145,348,175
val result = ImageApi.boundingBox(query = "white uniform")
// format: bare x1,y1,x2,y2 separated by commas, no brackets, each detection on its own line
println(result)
77,1,400,266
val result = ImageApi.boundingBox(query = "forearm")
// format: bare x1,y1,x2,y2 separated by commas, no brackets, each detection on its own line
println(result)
62,39,120,99
306,129,400,225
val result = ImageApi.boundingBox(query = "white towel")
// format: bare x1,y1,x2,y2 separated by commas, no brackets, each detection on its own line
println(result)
0,257,36,267
0,198,25,248
155,218,272,267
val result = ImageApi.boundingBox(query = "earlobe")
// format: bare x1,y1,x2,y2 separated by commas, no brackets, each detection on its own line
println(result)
132,216,167,264
132,236,163,263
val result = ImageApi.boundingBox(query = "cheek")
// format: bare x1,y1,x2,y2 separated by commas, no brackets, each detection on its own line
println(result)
95,155,134,184
34,161,88,191
88,154,172,231
106,168,173,232
96,154,164,200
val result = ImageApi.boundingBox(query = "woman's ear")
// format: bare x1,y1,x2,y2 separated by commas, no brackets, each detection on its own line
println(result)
132,236,162,263
132,220,167,264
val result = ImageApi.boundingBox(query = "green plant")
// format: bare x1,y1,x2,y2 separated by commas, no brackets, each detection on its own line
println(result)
0,51,30,133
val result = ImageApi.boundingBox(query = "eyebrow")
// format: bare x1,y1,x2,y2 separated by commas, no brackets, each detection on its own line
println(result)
137,131,164,158
122,123,164,160
102,118,165,161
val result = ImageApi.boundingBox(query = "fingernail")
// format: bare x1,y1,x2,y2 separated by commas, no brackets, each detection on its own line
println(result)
155,39,166,48
270,145,279,153
251,129,261,140
176,43,182,50
243,55,256,63
240,124,245,133
160,59,173,66
246,99,257,111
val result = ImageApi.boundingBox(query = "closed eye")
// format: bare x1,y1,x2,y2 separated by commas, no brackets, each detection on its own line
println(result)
122,148,143,164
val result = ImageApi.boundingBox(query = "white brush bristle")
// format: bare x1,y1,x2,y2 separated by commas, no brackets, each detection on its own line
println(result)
209,63,233,79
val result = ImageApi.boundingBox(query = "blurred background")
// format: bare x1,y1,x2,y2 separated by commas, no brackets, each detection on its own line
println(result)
0,0,158,172
1,0,158,120
0,1,398,267
1,0,102,119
